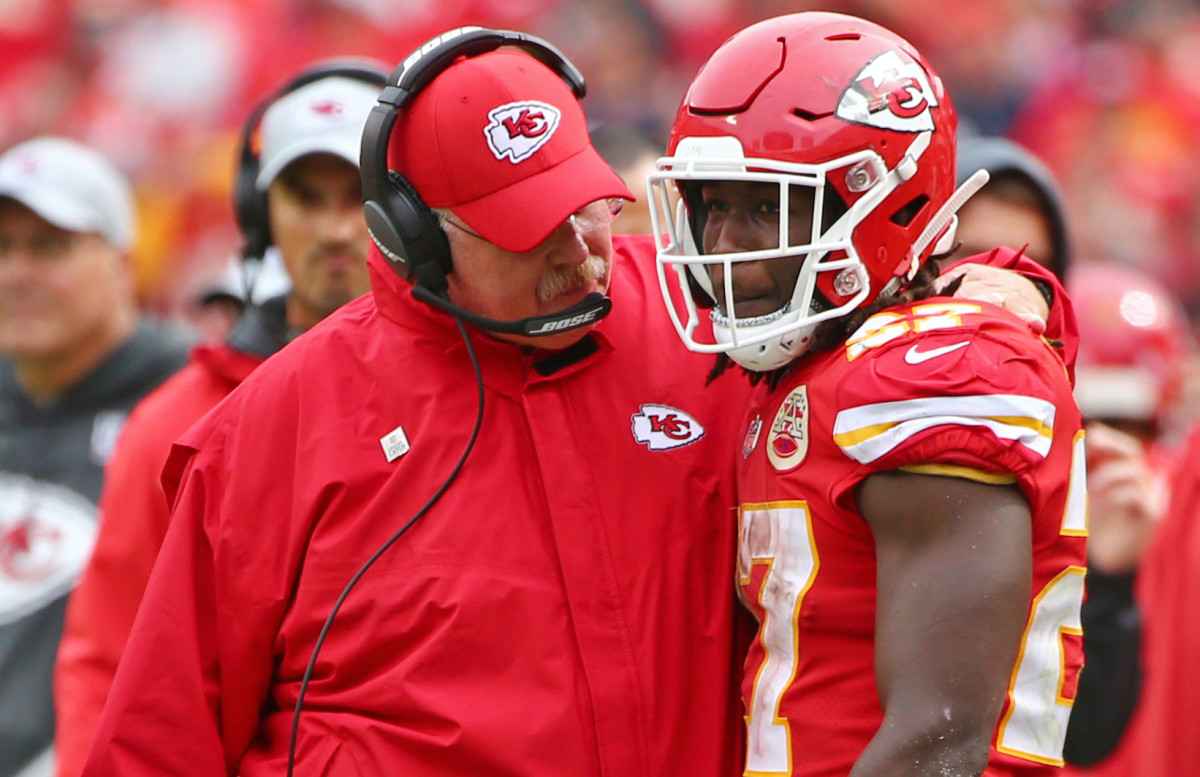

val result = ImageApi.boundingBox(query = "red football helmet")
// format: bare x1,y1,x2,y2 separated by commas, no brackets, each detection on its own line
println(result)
1070,262,1197,430
650,12,977,370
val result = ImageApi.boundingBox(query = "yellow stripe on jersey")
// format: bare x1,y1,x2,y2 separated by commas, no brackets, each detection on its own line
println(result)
833,394,1056,464
833,420,899,448
899,463,1019,484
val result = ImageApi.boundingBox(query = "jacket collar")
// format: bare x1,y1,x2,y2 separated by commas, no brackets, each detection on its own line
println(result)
366,247,613,392
226,294,292,359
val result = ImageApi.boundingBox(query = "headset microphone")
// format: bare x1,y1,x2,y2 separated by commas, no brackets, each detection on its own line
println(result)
411,285,611,337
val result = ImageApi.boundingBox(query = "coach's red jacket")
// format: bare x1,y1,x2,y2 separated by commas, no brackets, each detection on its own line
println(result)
81,237,753,777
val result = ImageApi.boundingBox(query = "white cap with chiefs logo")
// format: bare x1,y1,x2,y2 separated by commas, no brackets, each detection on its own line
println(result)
256,75,380,188
0,136,135,251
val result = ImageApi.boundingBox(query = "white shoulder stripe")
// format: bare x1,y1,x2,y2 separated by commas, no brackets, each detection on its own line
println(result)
833,394,1057,464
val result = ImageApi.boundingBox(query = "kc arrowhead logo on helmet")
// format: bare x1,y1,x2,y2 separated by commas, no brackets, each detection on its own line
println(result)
836,49,940,133
485,101,562,163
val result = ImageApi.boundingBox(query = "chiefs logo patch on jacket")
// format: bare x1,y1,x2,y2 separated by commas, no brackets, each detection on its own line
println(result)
631,404,705,450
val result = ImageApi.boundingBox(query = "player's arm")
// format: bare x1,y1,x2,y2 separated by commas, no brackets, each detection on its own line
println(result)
938,247,1079,372
849,470,1032,777
936,262,1050,334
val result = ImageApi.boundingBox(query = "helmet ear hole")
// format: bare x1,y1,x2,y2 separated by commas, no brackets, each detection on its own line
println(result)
792,107,831,122
889,194,929,227
820,186,848,232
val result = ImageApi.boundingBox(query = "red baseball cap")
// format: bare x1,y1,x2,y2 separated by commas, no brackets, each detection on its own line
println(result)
389,49,634,253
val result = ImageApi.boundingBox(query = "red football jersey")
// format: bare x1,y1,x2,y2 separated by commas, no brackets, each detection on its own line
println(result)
736,299,1088,777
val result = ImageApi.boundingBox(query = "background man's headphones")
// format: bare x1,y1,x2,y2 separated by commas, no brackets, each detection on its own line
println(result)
360,27,586,297
234,58,389,262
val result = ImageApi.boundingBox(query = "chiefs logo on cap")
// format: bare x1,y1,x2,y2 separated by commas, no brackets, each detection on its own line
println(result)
836,49,939,133
484,101,561,163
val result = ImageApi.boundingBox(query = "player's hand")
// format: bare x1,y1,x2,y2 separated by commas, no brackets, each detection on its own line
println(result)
1084,421,1166,575
935,263,1050,335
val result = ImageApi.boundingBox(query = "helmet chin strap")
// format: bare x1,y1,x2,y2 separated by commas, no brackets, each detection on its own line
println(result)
710,302,792,328
714,300,825,372
722,319,817,372
906,168,992,278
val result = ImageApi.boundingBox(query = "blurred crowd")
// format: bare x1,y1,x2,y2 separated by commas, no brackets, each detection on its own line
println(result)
5,0,1200,337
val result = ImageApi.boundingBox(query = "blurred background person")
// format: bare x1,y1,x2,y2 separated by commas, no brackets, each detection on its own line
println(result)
949,136,1193,768
0,136,190,777
591,123,665,235
949,134,1072,280
51,61,383,777
1098,416,1200,777
1062,261,1199,776
181,249,292,343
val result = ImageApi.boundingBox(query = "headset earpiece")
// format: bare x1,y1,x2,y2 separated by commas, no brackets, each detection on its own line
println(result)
360,27,586,292
234,58,388,263
363,172,450,292
233,101,275,262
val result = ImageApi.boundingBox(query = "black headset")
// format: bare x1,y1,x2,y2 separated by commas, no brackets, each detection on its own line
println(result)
359,27,612,337
234,58,389,262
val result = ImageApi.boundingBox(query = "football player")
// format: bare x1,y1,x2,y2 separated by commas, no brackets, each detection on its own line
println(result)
651,12,1086,776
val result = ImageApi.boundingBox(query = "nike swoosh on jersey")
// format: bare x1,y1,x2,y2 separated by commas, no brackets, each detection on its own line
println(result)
903,341,970,364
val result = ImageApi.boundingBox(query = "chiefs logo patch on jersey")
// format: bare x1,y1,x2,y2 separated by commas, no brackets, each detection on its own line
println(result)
632,404,705,451
836,49,939,133
485,101,561,163
767,386,809,472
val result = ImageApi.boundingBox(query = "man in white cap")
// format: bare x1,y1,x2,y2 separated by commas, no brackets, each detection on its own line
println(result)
52,63,383,777
0,136,190,777
249,68,381,334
